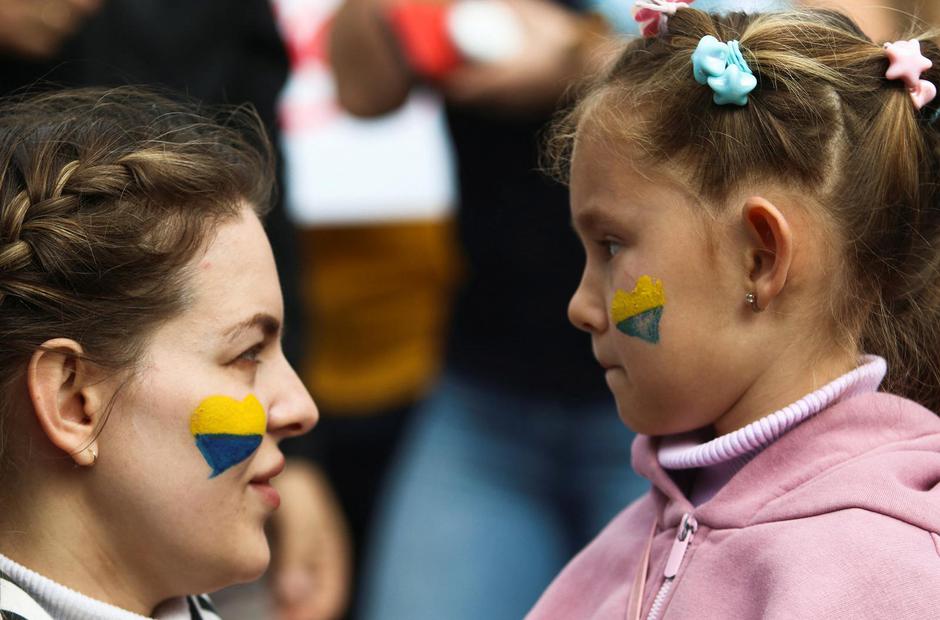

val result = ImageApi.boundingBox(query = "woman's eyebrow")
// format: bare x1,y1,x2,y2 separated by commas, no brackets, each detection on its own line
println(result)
221,313,281,342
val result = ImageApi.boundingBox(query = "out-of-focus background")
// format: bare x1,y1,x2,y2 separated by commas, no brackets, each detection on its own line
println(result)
0,1,934,619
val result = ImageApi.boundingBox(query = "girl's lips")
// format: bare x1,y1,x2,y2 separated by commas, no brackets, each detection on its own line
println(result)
249,481,281,509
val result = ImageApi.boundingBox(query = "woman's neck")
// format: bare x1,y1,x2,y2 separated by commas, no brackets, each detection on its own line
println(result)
0,472,160,616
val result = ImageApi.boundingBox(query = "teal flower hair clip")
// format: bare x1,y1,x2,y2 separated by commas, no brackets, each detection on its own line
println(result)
692,35,757,106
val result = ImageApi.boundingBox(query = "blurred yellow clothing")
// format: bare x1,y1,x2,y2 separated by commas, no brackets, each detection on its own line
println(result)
298,220,460,414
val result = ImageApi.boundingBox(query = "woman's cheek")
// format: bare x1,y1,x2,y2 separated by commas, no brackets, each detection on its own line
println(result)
189,394,266,478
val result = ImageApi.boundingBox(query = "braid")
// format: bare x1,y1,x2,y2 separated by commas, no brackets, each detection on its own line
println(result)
0,158,133,310
0,86,274,473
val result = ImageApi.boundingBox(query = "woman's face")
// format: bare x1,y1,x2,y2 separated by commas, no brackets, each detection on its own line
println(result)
90,206,317,595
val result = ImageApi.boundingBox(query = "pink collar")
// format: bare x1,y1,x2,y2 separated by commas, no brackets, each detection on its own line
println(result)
658,355,887,470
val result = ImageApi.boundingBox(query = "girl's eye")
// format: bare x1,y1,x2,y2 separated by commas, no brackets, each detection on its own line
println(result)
603,240,624,257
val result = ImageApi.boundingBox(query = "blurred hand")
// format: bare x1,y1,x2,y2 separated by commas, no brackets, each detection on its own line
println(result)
799,1,897,42
0,0,103,59
270,460,352,620
438,0,604,112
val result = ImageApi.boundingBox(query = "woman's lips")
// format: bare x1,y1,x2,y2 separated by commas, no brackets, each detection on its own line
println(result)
249,455,285,509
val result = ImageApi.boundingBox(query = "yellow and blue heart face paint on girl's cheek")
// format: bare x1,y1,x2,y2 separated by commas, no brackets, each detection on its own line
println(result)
190,394,266,478
611,275,666,344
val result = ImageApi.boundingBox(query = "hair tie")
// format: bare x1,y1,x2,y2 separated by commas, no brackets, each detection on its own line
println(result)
632,0,691,38
692,35,756,106
884,40,936,111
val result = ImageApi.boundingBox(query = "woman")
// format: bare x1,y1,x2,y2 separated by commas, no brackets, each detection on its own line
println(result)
0,87,317,619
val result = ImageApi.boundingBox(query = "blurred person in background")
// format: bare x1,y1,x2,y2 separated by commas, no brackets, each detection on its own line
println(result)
0,2,352,619
813,0,935,41
271,0,460,618
331,2,646,619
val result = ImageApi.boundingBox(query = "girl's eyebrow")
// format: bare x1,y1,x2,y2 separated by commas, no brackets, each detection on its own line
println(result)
222,313,281,342
571,205,627,234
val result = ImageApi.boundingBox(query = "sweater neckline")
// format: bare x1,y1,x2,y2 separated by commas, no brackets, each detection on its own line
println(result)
658,355,887,471
0,552,194,620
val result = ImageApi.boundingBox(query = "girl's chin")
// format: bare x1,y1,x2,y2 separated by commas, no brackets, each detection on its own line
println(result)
612,397,665,436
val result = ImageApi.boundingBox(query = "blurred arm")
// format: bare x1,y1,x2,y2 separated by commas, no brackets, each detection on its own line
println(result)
330,0,413,117
270,459,352,620
800,0,899,41
436,2,612,114
331,0,614,117
0,0,101,59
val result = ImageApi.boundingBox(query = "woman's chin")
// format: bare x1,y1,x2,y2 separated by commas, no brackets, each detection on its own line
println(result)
238,544,272,584
212,539,271,589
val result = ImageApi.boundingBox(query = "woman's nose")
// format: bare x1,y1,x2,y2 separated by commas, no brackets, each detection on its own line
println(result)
568,272,608,334
265,356,318,440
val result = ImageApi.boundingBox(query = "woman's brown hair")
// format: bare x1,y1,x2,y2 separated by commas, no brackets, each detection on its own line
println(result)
550,8,940,412
0,86,275,464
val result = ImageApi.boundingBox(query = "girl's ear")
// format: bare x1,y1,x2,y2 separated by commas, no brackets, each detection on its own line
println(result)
741,197,793,311
27,339,109,466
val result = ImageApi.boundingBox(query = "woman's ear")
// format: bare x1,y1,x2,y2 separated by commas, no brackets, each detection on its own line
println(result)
27,339,108,466
741,197,793,311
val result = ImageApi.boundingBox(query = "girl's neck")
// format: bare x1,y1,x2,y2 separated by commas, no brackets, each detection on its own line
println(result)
712,344,861,436
0,474,160,616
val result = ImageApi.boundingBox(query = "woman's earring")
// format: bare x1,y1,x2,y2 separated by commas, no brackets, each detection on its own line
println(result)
745,292,762,313
86,446,97,467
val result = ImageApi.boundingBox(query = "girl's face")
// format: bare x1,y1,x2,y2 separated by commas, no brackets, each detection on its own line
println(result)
568,136,757,436
90,207,317,596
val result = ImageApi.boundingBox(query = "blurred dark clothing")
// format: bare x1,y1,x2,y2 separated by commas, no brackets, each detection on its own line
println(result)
445,107,608,401
0,1,285,129
0,0,303,363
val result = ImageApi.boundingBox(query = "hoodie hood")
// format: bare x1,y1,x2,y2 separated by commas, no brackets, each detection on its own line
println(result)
632,391,940,535
529,391,940,620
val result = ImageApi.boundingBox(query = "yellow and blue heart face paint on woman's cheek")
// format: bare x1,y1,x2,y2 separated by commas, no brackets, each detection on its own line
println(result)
190,394,266,478
611,276,666,344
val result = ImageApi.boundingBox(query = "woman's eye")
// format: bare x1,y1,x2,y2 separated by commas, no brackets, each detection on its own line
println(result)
233,344,263,367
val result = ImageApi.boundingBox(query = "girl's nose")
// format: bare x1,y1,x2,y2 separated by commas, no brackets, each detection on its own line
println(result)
568,273,608,334
265,356,318,440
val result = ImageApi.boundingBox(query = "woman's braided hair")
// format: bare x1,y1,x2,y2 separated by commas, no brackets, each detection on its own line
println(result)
0,86,274,463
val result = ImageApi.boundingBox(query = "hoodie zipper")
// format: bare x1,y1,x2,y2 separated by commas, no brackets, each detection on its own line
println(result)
646,512,698,620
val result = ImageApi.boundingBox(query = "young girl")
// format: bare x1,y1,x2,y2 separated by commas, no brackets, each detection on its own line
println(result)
528,6,940,619
0,87,317,619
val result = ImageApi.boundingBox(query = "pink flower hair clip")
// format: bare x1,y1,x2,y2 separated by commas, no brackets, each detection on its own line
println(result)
884,39,936,110
632,0,692,38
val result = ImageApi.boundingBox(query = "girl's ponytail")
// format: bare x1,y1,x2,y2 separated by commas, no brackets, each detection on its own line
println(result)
859,35,940,410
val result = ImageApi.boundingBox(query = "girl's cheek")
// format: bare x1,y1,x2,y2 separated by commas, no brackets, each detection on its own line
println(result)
189,394,267,478
610,275,666,344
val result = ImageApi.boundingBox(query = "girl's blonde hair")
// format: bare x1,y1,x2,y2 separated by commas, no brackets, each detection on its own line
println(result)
550,8,940,412
0,86,275,466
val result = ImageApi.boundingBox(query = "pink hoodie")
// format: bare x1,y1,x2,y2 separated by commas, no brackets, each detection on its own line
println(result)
527,392,940,619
